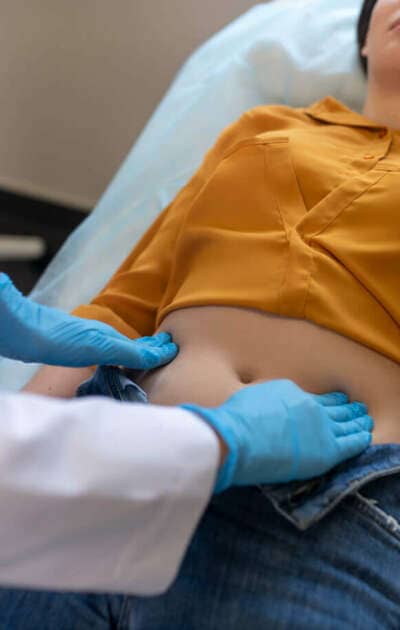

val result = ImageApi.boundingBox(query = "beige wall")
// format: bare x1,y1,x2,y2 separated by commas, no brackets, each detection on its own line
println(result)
0,0,258,210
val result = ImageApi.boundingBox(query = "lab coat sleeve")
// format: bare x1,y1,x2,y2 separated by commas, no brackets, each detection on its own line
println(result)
0,393,219,595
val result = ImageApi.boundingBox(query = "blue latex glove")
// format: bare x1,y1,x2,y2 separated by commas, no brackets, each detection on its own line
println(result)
180,379,374,493
0,273,178,369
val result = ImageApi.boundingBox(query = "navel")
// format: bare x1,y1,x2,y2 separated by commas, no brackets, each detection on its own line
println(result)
238,369,254,385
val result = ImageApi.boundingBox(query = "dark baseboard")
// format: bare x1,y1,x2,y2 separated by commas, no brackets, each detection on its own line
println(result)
0,188,90,293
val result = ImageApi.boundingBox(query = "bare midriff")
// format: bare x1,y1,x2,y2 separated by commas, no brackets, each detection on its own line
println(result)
134,306,400,445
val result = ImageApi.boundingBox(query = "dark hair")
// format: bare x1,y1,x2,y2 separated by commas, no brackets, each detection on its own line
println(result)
357,0,378,76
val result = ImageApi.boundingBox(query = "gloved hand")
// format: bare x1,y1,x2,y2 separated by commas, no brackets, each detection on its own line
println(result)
0,273,178,369
180,379,374,493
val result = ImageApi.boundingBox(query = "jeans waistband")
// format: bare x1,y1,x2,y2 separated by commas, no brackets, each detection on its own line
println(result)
259,444,400,530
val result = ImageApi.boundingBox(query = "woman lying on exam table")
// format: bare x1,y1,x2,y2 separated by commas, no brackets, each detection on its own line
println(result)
1,272,372,599
4,1,400,628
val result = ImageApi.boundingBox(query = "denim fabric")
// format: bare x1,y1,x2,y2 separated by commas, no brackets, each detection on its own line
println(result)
76,365,148,403
0,366,399,629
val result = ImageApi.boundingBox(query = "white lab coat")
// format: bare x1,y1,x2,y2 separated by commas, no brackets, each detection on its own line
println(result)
0,393,219,595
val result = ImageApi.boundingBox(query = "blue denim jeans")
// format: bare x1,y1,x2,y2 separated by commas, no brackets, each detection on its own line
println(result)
0,366,399,629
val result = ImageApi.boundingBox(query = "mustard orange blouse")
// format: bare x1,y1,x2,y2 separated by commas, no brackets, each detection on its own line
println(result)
73,96,400,365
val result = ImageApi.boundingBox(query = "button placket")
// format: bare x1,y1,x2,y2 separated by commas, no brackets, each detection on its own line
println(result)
293,169,388,239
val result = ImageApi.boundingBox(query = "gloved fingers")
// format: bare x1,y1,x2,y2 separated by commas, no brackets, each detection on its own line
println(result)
135,332,173,346
96,327,172,347
0,273,25,306
0,272,13,289
309,391,349,406
336,431,372,459
103,339,178,369
94,323,133,340
332,414,374,436
139,342,179,368
328,401,369,422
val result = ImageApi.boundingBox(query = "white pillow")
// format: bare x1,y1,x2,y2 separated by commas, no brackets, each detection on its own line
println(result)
0,0,366,390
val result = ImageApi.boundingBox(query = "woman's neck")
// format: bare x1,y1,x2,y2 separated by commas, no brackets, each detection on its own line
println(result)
362,87,400,131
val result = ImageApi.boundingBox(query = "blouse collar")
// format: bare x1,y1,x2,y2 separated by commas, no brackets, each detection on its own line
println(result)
304,96,391,132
